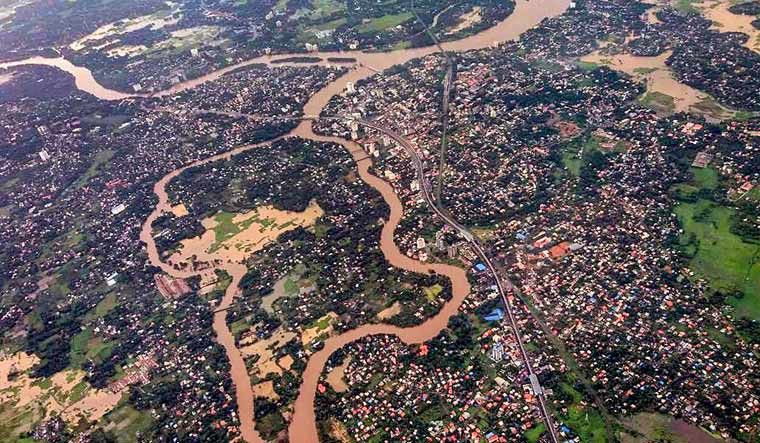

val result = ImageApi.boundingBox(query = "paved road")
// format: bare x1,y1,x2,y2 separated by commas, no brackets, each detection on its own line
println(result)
355,118,560,443
146,105,560,442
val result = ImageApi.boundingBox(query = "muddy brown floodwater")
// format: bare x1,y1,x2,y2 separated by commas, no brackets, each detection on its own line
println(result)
6,0,571,441
580,50,708,113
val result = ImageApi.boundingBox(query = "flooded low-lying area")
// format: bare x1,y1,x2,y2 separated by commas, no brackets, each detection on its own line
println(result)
0,352,127,428
325,356,351,393
698,0,760,53
579,49,735,118
28,0,576,441
581,50,702,112
167,201,323,272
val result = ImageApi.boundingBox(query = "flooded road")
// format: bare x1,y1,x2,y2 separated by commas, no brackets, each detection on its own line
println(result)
19,0,572,441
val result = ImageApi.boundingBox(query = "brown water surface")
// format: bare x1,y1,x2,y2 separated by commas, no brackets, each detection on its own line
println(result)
11,1,572,441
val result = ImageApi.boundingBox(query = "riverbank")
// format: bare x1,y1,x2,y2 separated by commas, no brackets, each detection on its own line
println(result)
31,0,572,441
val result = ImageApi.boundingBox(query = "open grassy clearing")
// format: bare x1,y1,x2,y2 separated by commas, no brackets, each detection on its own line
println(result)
675,200,760,318
423,283,443,301
674,167,760,319
357,12,414,33
639,91,676,113
559,383,607,443
102,402,153,442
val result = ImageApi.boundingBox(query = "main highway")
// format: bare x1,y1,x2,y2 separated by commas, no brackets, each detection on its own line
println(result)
354,118,560,443
144,103,560,442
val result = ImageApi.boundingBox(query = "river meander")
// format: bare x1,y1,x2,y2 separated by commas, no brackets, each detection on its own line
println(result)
3,0,571,441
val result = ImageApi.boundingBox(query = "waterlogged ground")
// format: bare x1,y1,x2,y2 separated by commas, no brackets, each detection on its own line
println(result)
167,201,324,283
0,352,124,435
580,50,736,118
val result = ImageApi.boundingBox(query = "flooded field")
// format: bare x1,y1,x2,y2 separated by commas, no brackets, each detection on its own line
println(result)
69,7,183,51
0,71,13,85
376,301,402,320
168,201,323,270
9,0,576,440
325,356,351,393
581,50,702,112
447,7,483,35
580,49,734,118
698,0,760,53
240,328,298,378
0,352,124,430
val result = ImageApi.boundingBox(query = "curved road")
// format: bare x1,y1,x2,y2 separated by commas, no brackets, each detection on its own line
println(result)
176,108,560,441
353,118,560,443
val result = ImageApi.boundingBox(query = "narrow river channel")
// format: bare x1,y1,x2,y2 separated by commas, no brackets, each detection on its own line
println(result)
3,0,571,441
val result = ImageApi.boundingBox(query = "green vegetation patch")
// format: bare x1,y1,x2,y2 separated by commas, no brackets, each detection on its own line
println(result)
423,284,444,301
562,150,582,177
257,411,287,439
525,423,546,442
283,277,299,294
576,60,601,71
639,91,676,113
633,67,658,75
674,0,699,13
69,327,93,368
91,292,118,319
70,149,116,191
675,199,760,318
357,12,414,34
559,383,607,443
211,211,243,247
230,318,252,337
307,313,333,331
102,403,154,443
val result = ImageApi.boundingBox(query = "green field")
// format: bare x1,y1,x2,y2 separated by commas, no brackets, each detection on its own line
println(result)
423,284,443,301
639,91,676,113
102,403,154,443
525,423,546,442
559,383,607,443
561,149,582,177
674,168,760,319
208,210,275,251
633,67,658,75
308,0,345,18
674,0,699,13
576,60,601,71
357,12,414,34
675,200,760,318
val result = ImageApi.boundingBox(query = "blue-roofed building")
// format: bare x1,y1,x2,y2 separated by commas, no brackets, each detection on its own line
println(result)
483,308,504,322
474,263,487,272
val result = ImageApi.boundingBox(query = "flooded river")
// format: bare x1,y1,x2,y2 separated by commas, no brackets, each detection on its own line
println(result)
10,0,571,441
